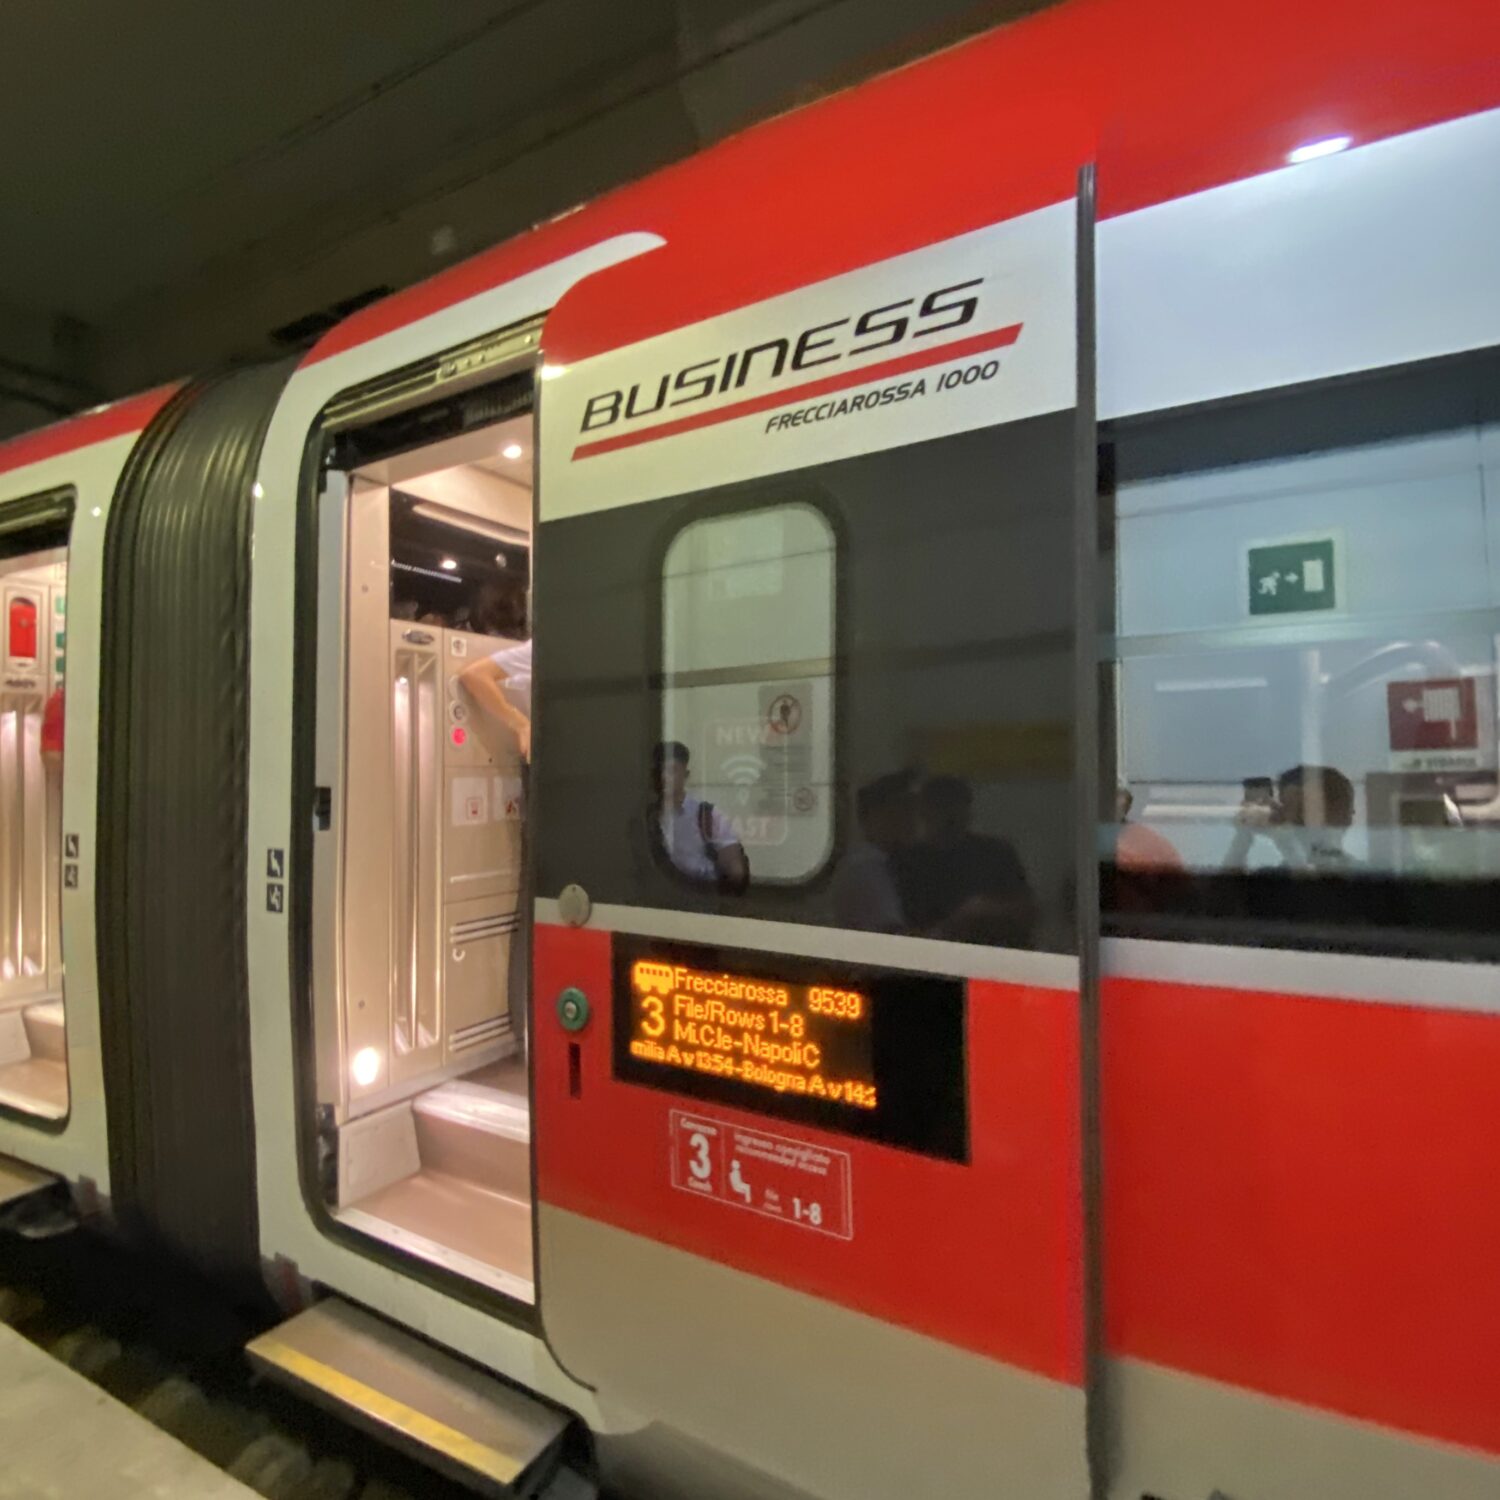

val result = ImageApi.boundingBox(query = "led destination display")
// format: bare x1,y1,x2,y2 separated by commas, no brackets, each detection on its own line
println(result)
625,956,878,1109
612,936,968,1161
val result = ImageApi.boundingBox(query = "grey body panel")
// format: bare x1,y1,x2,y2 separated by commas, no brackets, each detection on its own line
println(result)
543,1206,1088,1500
1105,1358,1500,1500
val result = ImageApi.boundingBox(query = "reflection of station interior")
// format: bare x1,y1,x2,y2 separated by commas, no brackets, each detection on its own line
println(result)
317,408,537,1299
0,548,67,1119
1113,404,1500,874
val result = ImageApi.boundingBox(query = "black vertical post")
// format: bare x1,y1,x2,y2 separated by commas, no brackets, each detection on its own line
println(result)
1073,161,1107,1500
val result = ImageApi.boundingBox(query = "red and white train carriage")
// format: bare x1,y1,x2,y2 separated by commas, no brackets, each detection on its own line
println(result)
0,1,1497,1496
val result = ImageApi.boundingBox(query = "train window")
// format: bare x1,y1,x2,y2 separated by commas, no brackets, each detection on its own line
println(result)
0,507,71,1120
311,383,538,1303
1102,353,1500,955
659,502,836,886
539,416,1079,953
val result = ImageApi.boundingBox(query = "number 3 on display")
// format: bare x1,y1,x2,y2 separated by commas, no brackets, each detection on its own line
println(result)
688,1130,712,1182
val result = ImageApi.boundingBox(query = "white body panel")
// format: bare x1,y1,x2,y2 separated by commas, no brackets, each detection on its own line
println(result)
244,234,664,1431
543,201,1077,519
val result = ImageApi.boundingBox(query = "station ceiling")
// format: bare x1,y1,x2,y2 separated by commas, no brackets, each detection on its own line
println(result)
0,0,1053,431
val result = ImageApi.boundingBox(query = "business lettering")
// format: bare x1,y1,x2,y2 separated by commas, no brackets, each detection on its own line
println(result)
578,280,984,436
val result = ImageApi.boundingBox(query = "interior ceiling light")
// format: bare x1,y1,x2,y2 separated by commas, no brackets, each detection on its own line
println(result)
502,443,524,460
440,557,458,571
1288,135,1351,164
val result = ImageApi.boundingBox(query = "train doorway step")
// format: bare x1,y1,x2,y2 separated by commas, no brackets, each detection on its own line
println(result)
248,1297,590,1498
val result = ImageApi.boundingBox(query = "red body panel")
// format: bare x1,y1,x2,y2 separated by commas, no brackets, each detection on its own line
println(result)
309,0,1500,370
0,385,178,480
1103,974,1500,1455
534,922,1086,1384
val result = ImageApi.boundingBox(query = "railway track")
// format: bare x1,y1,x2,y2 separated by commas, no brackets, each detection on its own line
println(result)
0,1207,513,1500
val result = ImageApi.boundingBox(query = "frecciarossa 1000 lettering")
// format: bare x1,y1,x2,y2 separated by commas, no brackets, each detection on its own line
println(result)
576,278,983,433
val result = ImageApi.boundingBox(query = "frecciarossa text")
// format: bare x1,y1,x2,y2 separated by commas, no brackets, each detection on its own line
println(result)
576,278,984,434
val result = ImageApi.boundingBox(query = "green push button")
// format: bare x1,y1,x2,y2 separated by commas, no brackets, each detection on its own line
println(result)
556,987,590,1033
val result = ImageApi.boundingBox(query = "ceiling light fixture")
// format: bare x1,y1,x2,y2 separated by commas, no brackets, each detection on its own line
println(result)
1288,135,1351,164
440,557,458,570
502,443,524,460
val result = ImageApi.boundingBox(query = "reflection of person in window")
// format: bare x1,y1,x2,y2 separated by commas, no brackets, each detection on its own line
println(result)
1223,764,1356,871
1114,786,1183,872
459,637,532,761
652,741,749,892
831,773,918,933
899,775,1037,947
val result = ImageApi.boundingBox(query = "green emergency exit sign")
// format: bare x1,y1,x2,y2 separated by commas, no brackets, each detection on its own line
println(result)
1247,537,1337,616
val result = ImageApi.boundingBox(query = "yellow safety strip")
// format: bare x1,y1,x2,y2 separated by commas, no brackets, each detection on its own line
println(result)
251,1337,523,1485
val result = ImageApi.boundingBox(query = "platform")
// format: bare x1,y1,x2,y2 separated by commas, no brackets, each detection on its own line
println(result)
0,1320,254,1499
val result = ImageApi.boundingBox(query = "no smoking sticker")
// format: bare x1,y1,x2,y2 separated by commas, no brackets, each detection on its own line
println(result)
766,694,801,735
670,1109,853,1239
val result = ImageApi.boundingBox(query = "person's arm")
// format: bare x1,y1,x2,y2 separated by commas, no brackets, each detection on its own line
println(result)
459,657,531,761
706,806,749,892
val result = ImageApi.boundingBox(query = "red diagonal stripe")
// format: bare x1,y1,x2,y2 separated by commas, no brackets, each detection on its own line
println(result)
571,322,1023,460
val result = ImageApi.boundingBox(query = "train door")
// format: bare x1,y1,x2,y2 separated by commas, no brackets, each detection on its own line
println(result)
0,512,71,1121
528,189,1097,1499
307,366,540,1303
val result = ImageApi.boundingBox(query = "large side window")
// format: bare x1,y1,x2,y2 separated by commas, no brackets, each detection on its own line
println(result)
0,495,72,1119
1102,353,1500,953
659,501,836,887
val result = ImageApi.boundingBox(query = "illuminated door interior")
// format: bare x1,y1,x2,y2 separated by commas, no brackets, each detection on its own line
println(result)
0,547,68,1119
322,413,535,1300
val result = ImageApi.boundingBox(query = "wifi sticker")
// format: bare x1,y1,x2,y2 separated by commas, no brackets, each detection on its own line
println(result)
721,753,763,804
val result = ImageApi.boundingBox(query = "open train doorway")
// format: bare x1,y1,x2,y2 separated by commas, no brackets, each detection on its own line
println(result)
309,368,536,1303
0,513,70,1122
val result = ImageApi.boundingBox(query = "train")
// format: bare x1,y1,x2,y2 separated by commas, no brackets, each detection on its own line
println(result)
0,0,1498,1495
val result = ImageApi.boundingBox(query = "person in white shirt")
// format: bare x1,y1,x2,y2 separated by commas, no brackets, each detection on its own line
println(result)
458,632,534,1058
459,636,532,761
1223,764,1357,872
652,741,748,891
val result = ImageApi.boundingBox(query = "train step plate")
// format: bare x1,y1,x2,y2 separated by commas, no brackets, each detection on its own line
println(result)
0,1153,56,1210
247,1297,572,1497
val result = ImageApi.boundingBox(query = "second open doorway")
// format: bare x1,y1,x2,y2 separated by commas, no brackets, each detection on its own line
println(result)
312,387,537,1303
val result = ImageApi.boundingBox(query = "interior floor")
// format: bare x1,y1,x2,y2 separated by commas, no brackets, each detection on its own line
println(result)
0,999,67,1119
338,1057,533,1301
